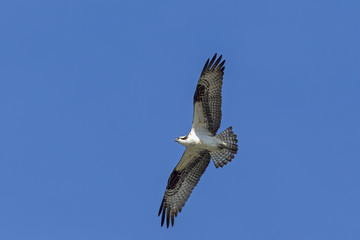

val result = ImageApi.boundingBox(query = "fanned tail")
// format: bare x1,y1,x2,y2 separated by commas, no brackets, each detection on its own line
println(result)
210,127,238,168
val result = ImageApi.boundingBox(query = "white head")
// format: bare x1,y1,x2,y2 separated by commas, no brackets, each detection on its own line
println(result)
175,135,189,146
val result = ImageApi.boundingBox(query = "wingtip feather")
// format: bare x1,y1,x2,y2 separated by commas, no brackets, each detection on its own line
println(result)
200,53,226,76
211,55,222,70
158,198,164,216
166,208,170,228
208,53,217,68
218,59,226,70
161,205,166,227
171,214,175,226
201,58,210,75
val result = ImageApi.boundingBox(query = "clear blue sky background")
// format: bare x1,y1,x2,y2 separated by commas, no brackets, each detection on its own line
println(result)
0,0,359,239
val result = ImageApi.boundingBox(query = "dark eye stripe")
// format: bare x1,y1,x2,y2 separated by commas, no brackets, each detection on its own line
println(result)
180,135,188,140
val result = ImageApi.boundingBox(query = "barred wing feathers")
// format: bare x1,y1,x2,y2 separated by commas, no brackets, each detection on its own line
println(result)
193,53,225,135
158,149,211,228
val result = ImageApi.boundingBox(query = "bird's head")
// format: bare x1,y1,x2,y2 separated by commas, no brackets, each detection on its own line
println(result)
175,135,188,145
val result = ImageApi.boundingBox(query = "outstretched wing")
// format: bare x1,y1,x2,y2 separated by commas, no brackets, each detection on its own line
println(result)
192,53,225,135
158,149,211,228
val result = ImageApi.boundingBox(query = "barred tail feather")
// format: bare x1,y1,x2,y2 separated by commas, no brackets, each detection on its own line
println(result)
210,126,238,168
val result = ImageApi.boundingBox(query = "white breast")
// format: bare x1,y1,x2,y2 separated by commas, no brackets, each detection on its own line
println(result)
187,127,220,151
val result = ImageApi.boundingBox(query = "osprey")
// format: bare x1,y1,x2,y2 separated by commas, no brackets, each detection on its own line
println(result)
158,54,238,227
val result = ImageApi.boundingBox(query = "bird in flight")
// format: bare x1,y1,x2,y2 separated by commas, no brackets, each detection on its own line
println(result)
158,54,238,227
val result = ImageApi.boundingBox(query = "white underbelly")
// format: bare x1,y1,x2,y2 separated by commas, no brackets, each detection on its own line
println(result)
187,129,220,151
200,135,220,150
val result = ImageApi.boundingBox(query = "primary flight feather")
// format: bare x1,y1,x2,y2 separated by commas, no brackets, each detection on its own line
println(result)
158,54,238,227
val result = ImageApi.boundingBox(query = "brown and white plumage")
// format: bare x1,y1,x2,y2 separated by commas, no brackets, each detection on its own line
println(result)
193,53,225,135
158,149,210,227
158,54,238,227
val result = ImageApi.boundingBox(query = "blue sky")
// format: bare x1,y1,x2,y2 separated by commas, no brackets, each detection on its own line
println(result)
0,0,359,239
